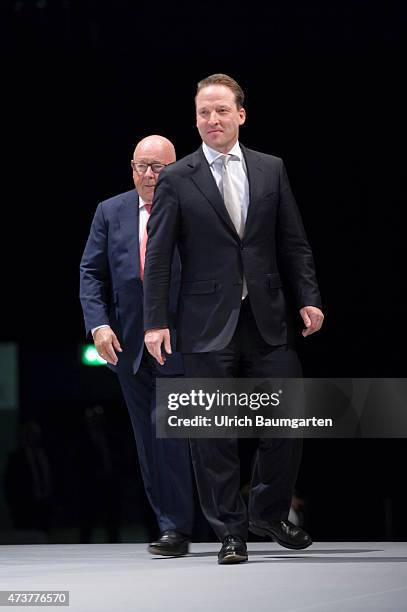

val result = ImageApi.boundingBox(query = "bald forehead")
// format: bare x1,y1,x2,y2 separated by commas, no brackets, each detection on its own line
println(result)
134,135,176,162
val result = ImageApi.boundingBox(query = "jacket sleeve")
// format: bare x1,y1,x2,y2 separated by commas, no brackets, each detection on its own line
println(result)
276,159,322,310
143,171,180,330
79,203,111,337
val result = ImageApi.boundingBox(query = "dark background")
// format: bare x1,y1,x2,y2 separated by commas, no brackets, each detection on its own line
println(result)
1,0,406,543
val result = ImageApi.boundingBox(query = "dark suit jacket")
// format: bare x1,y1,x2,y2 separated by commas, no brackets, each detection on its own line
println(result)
80,189,182,375
143,145,322,353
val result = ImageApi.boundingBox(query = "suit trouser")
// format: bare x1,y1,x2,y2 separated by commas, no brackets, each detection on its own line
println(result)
117,349,194,535
183,297,303,541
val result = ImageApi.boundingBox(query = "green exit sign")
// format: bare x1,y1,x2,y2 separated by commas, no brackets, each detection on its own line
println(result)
81,345,107,366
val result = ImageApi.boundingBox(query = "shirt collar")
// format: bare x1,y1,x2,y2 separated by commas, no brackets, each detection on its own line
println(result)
202,141,242,166
138,196,151,210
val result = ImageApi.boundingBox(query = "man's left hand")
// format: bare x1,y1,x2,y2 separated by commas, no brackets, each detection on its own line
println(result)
300,306,324,337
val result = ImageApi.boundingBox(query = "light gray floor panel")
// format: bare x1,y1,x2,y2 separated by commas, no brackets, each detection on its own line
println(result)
0,542,406,612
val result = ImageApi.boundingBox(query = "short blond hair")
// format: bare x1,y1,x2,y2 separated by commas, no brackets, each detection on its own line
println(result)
196,73,245,109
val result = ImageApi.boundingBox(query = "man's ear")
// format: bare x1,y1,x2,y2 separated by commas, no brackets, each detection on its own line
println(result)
239,107,246,126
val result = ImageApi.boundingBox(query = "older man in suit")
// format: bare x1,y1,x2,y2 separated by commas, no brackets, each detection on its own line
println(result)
143,76,324,564
80,135,194,556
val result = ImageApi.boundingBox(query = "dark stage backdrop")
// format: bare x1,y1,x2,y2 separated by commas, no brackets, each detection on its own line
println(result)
1,0,406,543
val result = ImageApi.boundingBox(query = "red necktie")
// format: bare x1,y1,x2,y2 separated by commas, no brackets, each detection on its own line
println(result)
140,203,152,281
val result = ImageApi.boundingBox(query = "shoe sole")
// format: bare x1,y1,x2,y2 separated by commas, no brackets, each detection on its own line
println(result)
249,524,312,550
148,544,189,556
218,553,248,565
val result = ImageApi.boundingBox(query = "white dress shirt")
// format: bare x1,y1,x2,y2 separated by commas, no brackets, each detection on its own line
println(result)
138,196,151,243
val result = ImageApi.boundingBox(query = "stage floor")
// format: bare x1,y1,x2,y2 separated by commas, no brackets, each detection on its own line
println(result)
1,542,406,611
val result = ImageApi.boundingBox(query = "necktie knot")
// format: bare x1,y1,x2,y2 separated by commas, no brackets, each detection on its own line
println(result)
216,153,239,171
145,203,152,215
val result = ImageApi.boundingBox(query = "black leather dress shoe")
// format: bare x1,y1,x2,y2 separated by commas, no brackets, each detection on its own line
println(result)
218,535,248,564
249,519,312,550
148,530,190,556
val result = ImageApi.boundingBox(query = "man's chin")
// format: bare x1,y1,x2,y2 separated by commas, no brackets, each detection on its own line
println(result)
208,134,224,144
142,188,154,197
206,137,227,152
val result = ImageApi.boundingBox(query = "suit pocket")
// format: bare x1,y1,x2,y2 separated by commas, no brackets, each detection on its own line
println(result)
181,280,218,295
265,273,283,289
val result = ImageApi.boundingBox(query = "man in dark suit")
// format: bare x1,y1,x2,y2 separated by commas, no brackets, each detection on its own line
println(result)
143,76,324,564
80,135,194,556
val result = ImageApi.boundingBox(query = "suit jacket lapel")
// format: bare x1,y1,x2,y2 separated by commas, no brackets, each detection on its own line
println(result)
241,145,265,239
188,147,239,238
118,190,141,278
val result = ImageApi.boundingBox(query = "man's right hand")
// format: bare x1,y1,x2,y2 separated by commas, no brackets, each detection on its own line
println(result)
93,326,123,365
144,328,172,366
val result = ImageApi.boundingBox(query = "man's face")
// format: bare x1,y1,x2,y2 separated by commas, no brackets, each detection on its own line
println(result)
196,84,246,153
132,140,175,203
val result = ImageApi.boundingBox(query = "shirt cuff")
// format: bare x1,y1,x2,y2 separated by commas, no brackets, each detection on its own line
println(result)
91,324,110,337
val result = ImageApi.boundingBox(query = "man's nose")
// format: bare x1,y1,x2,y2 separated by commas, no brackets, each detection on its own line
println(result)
208,111,220,124
144,165,155,178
